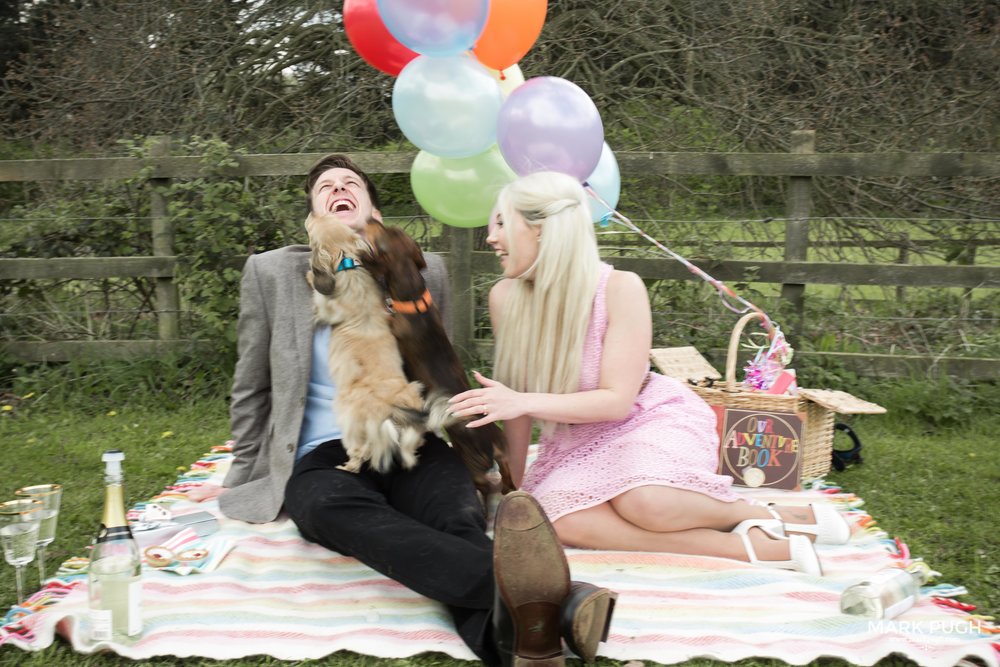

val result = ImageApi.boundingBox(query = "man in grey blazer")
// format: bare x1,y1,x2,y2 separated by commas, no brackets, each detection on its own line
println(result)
188,155,615,666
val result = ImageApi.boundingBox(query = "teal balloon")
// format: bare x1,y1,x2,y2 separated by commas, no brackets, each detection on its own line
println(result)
411,146,516,228
393,55,504,158
585,143,621,223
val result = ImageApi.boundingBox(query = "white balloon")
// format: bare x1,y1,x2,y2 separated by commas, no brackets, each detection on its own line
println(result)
484,64,526,98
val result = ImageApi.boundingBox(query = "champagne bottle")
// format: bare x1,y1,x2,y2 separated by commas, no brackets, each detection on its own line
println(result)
839,563,930,620
88,450,142,641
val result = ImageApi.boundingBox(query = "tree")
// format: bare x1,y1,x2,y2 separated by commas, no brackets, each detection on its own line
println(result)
1,0,399,152
2,0,997,217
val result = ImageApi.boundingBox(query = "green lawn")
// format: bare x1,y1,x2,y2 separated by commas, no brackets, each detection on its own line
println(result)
0,387,997,667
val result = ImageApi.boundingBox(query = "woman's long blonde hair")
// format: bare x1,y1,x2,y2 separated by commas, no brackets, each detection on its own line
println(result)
492,172,602,433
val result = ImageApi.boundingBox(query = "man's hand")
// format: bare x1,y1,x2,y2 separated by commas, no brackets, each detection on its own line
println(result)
184,483,227,503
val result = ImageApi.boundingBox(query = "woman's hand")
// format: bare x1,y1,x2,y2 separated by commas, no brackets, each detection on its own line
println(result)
183,483,227,503
449,371,526,428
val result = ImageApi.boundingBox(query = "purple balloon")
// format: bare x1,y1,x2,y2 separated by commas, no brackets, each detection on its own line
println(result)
377,0,489,57
497,76,604,181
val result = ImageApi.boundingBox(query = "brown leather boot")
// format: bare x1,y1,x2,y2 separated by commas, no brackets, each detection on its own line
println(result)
493,491,570,667
561,581,617,663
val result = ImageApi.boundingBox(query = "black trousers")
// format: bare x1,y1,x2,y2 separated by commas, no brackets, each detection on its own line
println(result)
285,435,498,664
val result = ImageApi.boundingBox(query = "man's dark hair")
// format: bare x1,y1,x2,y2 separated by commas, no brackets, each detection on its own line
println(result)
304,154,381,213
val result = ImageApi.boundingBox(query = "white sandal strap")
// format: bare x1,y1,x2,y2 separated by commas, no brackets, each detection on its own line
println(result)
768,503,851,545
735,526,795,570
771,507,824,538
735,526,823,576
732,517,785,539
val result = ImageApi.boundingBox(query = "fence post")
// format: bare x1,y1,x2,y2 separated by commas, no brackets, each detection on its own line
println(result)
781,129,814,332
959,240,977,319
149,136,179,341
896,232,909,302
448,225,475,366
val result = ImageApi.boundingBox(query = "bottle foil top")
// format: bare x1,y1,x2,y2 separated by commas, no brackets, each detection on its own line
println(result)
102,449,125,476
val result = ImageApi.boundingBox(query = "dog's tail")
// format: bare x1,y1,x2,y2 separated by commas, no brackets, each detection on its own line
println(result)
490,439,516,494
446,420,517,497
418,391,517,496
422,390,512,493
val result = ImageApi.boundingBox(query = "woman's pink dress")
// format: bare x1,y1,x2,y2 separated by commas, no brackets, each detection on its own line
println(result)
521,263,742,521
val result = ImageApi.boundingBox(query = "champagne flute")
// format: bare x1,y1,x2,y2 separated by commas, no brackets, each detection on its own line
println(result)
15,484,62,583
0,499,43,605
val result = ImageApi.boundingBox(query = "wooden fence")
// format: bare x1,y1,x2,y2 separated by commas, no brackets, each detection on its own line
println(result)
2,131,999,379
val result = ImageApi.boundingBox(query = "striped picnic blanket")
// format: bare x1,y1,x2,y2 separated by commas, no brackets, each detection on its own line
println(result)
2,444,997,666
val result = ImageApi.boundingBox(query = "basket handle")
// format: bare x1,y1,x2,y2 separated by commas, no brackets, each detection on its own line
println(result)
723,311,774,391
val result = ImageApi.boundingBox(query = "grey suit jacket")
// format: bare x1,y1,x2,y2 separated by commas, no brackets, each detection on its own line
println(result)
219,244,451,523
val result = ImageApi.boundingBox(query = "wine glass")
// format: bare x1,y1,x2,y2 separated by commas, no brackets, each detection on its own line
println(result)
0,499,43,605
15,484,62,583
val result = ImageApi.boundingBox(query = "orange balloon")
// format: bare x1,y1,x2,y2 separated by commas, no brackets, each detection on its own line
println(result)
472,0,547,71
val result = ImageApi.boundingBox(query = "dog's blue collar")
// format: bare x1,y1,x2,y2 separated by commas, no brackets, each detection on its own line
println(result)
335,257,360,272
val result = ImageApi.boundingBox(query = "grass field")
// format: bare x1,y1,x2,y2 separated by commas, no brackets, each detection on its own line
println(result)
0,369,997,667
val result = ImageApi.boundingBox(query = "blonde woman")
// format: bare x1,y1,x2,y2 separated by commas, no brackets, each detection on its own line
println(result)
450,171,850,574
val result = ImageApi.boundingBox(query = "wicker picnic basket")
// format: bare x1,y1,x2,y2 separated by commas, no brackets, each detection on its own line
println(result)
651,312,885,481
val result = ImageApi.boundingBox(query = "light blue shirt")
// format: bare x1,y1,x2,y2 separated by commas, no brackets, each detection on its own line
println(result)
296,325,342,460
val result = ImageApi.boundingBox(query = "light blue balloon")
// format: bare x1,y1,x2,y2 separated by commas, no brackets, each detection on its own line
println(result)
393,55,504,158
377,0,489,57
585,142,621,223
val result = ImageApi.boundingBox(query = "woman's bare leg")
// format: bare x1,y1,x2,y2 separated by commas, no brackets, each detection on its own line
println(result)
553,501,790,561
769,505,816,526
607,486,831,539
609,485,772,533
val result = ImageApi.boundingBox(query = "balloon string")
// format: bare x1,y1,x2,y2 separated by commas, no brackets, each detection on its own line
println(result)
584,183,773,328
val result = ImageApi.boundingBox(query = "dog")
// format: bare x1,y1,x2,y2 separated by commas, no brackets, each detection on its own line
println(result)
305,214,427,473
361,221,516,499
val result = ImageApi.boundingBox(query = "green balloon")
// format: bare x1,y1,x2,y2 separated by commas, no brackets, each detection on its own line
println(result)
410,146,516,228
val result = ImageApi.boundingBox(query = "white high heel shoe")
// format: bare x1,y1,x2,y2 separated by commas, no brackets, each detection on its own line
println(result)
732,518,823,577
767,503,852,545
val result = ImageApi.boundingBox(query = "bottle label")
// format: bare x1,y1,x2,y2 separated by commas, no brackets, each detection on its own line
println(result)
127,580,142,636
96,524,134,544
882,594,916,620
839,568,920,619
91,609,113,641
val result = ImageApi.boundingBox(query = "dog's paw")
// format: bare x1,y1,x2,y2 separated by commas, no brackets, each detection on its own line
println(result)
424,391,459,431
390,407,426,470
362,418,400,473
337,459,363,473
397,446,419,470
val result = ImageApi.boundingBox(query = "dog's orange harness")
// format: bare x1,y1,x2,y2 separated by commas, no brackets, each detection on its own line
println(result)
388,289,433,314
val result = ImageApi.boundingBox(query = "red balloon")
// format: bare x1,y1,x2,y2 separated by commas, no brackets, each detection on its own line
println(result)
344,0,419,76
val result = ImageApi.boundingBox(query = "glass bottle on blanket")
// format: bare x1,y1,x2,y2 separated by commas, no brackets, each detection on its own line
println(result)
88,450,142,641
839,563,930,620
